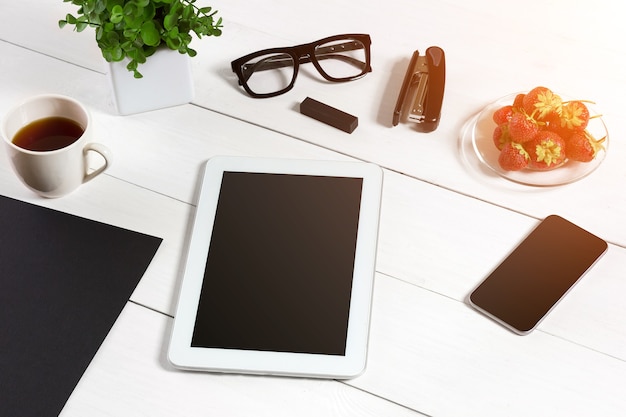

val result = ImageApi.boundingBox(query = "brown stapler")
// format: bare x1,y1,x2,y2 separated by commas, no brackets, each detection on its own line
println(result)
392,46,445,132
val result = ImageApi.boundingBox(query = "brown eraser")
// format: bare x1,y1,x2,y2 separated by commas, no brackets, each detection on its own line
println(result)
300,97,358,133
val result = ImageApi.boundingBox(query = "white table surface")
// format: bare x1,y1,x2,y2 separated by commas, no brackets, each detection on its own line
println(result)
1,1,625,416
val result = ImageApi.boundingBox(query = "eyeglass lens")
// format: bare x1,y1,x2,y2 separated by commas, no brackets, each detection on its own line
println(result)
243,53,295,96
315,38,368,79
241,37,368,96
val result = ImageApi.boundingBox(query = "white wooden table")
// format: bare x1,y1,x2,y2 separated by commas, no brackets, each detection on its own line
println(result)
1,1,625,416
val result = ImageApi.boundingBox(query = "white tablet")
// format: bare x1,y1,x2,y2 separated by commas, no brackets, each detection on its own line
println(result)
168,156,383,379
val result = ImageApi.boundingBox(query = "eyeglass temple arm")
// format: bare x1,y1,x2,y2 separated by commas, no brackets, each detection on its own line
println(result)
240,41,368,81
315,40,366,55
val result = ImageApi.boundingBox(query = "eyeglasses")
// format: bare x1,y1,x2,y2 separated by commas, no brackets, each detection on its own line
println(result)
231,34,372,98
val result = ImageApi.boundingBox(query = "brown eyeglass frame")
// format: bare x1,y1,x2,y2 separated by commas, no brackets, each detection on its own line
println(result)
231,34,372,98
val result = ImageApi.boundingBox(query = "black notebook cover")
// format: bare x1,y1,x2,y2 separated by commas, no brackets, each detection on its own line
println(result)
0,195,163,417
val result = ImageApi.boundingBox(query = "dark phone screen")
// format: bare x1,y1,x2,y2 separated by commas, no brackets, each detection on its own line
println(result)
470,215,607,333
191,172,363,355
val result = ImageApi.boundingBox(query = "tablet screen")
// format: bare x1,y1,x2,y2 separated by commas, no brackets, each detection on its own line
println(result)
191,172,363,355
168,156,383,378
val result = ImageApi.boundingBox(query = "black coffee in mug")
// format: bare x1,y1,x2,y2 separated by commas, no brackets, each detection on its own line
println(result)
12,117,84,151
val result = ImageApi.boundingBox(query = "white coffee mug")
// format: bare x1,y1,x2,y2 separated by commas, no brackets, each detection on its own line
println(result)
1,94,111,198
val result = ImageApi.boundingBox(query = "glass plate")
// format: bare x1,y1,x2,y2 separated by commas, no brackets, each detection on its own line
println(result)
465,93,609,186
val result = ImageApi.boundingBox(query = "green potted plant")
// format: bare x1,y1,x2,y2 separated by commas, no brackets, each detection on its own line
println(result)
59,0,223,78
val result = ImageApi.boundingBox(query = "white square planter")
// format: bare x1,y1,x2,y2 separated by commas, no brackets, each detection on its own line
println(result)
107,48,195,115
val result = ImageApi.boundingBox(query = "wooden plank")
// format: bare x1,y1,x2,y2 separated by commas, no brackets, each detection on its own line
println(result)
376,169,626,361
61,302,424,417
2,3,626,247
350,274,626,417
59,275,626,417
2,4,626,416
0,0,104,71
1,41,624,364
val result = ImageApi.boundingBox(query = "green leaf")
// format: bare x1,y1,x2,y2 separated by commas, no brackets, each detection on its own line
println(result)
182,4,193,20
167,27,179,39
94,1,107,14
165,37,181,50
102,44,124,62
123,28,138,40
126,60,138,71
170,0,182,15
127,48,147,64
110,5,124,24
163,13,178,30
140,21,161,46
82,0,95,14
123,3,143,29
126,60,143,78
75,18,89,32
106,0,124,12
111,46,124,61
123,2,138,16
142,3,156,21
64,13,77,24
120,41,134,52
105,30,120,44
59,0,223,77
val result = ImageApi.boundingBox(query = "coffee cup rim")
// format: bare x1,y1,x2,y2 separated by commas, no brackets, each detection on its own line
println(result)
1,94,90,154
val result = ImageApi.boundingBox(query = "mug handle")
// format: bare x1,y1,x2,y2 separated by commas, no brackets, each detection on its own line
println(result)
83,143,112,183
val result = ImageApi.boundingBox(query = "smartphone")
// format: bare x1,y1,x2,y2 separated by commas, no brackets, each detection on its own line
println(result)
468,215,608,335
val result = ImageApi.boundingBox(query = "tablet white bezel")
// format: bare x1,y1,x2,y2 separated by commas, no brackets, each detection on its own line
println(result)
168,156,383,379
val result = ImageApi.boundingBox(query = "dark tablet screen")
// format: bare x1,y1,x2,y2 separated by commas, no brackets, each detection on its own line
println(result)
191,172,364,355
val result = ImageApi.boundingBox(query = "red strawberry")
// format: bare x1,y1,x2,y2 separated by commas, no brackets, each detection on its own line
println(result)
493,124,511,150
546,100,591,138
566,131,605,162
525,131,566,170
522,86,562,120
508,112,539,143
512,94,526,112
560,100,590,131
492,105,513,125
498,142,530,171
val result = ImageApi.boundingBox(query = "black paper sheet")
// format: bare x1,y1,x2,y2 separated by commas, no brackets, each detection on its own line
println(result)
0,195,163,417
